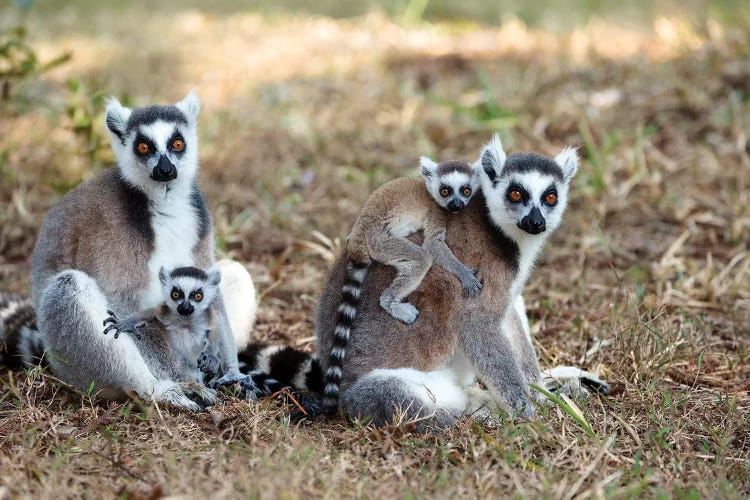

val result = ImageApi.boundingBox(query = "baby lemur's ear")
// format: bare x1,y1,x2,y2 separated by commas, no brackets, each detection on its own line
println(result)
207,267,222,288
175,89,201,123
419,156,438,178
478,133,507,184
159,267,169,287
554,146,579,181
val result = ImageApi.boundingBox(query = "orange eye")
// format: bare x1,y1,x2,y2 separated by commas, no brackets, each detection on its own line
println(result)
171,290,180,300
545,193,558,205
440,188,450,197
462,188,472,197
172,139,184,152
137,143,149,154
508,190,522,202
193,292,203,302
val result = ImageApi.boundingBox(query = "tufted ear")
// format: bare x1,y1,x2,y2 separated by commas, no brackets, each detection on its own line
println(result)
419,156,438,178
554,146,579,181
478,133,506,183
206,266,222,288
104,97,132,144
175,89,201,123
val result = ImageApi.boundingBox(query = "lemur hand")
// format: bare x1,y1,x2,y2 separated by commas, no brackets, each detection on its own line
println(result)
103,310,144,340
197,351,221,378
209,371,262,400
460,267,483,297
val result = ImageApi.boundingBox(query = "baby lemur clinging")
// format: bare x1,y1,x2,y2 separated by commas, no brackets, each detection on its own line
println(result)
320,157,482,415
102,266,225,410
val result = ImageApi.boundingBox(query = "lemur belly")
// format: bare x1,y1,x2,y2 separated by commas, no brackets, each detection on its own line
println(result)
386,208,430,238
140,201,199,309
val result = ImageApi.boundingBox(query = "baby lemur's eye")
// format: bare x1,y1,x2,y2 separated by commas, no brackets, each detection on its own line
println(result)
172,139,185,152
137,143,149,155
193,292,203,302
508,190,523,203
462,188,472,197
544,192,558,205
170,288,182,301
439,187,450,197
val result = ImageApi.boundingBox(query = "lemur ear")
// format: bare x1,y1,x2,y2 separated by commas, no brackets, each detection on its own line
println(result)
419,156,438,178
479,133,507,183
158,267,168,286
207,267,222,287
104,97,131,143
175,89,201,123
554,146,579,181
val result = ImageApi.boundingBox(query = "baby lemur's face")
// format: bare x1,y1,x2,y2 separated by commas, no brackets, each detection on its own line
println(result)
420,157,480,213
158,266,221,317
477,135,579,239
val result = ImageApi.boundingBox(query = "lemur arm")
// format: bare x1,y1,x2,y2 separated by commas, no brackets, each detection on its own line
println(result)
204,292,260,397
457,311,535,418
102,306,163,340
422,217,482,297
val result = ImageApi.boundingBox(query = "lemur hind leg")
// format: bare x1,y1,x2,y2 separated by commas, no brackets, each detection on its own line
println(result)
340,367,466,433
370,234,433,325
39,270,198,411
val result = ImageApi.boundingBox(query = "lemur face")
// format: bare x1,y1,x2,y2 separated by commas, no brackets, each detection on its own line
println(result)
158,266,221,317
477,135,579,239
420,158,480,213
104,91,201,189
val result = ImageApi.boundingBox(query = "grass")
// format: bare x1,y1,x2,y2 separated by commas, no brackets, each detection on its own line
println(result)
1,1,749,498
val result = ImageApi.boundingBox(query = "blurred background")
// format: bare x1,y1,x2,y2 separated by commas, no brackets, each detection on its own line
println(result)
1,0,748,365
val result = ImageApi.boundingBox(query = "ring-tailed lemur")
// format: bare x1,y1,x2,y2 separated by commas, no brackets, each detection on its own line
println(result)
102,266,224,410
240,135,609,429
321,158,482,415
0,92,258,408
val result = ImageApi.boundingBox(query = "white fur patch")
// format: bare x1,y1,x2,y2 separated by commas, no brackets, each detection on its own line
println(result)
258,345,284,374
366,367,469,417
216,259,256,349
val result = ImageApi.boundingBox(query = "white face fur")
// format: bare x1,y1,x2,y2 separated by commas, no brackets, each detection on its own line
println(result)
420,157,481,213
104,91,201,196
158,266,221,317
476,134,579,243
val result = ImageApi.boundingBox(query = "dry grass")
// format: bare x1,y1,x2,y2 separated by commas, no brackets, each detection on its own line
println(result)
1,2,749,498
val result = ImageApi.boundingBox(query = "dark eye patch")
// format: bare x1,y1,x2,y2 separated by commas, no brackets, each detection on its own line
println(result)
168,130,185,154
170,287,184,300
439,185,453,196
133,133,156,157
506,182,529,203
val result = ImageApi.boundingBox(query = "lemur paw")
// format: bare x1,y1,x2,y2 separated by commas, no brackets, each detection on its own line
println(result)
152,381,201,412
197,351,221,377
380,297,419,324
461,271,483,297
180,382,219,407
541,367,610,399
289,394,325,424
102,311,143,340
209,372,262,400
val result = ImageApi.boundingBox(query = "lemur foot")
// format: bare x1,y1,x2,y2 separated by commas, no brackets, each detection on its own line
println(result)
102,310,144,340
289,394,327,424
542,366,610,399
152,381,201,412
180,382,219,407
380,296,419,324
209,372,262,400
460,267,482,297
197,351,221,378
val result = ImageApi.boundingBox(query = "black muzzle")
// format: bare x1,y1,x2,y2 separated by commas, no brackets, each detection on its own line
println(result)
151,155,177,182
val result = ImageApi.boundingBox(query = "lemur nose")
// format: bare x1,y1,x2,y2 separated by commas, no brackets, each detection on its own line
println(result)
447,199,465,212
177,302,194,316
152,155,177,182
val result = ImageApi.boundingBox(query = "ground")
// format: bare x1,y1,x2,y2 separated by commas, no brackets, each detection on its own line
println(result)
0,1,748,498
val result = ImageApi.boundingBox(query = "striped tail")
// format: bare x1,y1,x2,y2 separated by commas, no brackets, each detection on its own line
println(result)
321,260,369,415
0,292,45,369
237,343,324,395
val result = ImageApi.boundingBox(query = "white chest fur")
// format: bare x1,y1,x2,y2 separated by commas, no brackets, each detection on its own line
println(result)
140,191,199,309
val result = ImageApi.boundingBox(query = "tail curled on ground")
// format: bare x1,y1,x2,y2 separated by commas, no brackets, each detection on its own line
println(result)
0,292,45,369
237,343,324,395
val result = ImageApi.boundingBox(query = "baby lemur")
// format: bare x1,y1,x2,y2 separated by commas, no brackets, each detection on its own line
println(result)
102,266,224,410
321,157,482,415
